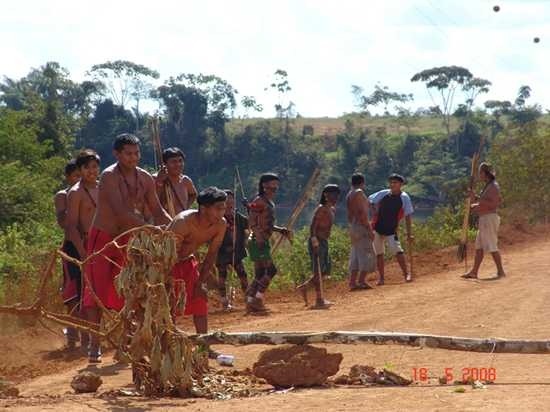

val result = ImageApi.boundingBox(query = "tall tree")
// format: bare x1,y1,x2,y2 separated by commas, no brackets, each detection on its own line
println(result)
411,65,473,138
87,60,159,130
351,83,413,115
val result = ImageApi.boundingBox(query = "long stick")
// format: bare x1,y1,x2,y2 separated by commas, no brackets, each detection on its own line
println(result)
457,134,486,263
272,167,321,254
196,331,550,354
150,116,176,217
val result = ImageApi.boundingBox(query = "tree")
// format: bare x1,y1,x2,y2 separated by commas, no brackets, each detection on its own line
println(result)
266,69,294,119
240,95,263,118
411,66,473,137
351,83,413,115
510,85,542,126
87,60,160,120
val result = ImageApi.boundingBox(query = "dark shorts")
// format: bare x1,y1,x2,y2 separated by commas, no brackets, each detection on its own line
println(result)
61,241,81,305
308,238,331,275
248,237,272,262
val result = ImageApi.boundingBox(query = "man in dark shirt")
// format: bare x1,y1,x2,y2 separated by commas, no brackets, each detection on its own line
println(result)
369,174,414,284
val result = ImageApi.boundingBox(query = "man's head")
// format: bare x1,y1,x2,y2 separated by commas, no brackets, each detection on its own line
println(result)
76,149,100,184
223,190,235,216
197,187,228,224
351,173,365,189
388,173,405,194
162,147,185,176
479,162,495,182
113,133,141,169
64,159,80,186
258,173,280,200
320,184,340,206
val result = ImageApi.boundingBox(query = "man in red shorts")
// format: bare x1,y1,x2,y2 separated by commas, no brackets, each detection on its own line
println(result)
83,133,171,362
167,187,227,337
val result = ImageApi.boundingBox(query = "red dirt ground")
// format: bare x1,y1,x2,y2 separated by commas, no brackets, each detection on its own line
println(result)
1,224,550,411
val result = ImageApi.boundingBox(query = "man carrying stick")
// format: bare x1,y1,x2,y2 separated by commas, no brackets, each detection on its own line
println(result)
216,190,249,311
297,184,340,308
83,133,171,363
246,173,291,314
346,173,376,290
168,187,227,336
461,163,506,279
369,173,414,285
155,147,198,214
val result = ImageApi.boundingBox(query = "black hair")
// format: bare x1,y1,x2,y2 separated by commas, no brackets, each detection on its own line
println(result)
351,173,365,186
258,173,280,195
64,159,78,176
113,133,140,152
223,189,234,197
320,184,341,205
388,173,405,184
197,186,228,206
162,147,186,163
76,149,100,169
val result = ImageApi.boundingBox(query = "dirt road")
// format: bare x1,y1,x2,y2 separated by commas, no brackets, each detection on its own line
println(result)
2,226,550,411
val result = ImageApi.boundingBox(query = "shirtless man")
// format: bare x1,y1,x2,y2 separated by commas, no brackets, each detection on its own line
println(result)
83,133,171,362
462,163,506,279
155,147,198,215
63,150,100,351
216,190,249,311
369,173,414,284
346,173,376,290
297,184,340,308
246,173,291,314
168,187,227,335
54,159,80,348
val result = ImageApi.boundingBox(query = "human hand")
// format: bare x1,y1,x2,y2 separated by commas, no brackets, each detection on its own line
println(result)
192,280,208,300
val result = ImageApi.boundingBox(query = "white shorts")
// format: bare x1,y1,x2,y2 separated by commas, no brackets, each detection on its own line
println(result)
475,213,500,253
373,232,404,256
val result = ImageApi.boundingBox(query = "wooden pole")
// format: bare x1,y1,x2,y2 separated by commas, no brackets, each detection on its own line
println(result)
196,330,550,354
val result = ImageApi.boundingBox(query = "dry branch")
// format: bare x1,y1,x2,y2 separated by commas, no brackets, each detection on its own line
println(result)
197,331,550,354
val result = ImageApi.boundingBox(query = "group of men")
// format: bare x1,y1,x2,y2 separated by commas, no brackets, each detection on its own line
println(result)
54,132,505,363
54,133,292,362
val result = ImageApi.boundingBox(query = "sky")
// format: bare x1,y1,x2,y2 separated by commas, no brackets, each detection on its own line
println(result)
1,0,549,117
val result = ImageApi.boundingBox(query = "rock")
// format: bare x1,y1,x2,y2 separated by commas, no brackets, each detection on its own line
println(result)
71,371,103,393
252,345,342,388
349,364,377,382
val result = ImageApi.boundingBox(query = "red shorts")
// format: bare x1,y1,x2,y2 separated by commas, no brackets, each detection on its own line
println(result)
82,227,128,311
171,257,208,317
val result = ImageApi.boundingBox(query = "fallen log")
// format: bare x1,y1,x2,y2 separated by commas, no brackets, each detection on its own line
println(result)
196,331,550,354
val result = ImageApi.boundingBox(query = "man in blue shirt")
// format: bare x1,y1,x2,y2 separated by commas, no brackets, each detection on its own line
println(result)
369,174,414,284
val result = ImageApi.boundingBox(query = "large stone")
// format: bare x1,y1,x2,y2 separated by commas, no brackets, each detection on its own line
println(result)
252,345,342,388
71,371,103,393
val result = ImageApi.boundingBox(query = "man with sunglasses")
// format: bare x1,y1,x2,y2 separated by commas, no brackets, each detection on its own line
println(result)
155,147,198,215
246,173,291,314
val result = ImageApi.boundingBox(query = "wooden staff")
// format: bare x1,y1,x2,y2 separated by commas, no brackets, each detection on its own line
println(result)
272,167,321,254
457,134,486,264
150,116,176,217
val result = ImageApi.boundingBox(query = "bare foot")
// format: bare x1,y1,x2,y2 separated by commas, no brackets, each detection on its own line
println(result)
377,278,385,286
496,272,506,278
461,272,478,279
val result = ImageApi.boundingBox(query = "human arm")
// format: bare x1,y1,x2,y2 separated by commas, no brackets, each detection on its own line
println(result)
183,176,198,207
144,173,172,226
65,189,87,258
54,191,67,230
194,221,226,299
